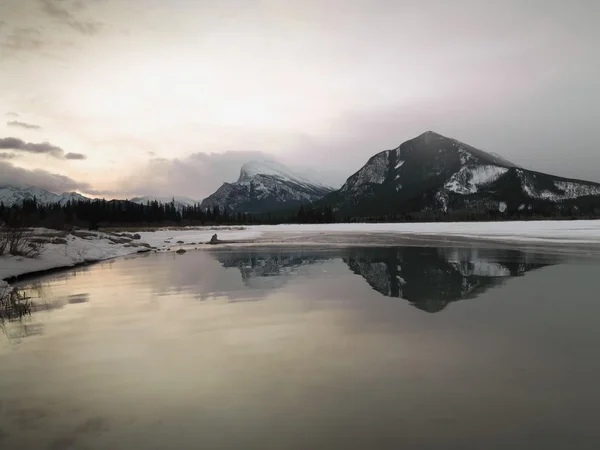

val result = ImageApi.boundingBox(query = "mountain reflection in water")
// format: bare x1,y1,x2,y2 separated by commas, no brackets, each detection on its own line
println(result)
213,246,561,312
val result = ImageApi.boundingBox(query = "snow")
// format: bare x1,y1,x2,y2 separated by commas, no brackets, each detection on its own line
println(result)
242,221,600,245
445,165,509,195
0,230,144,281
0,186,88,206
499,202,507,213
4,221,600,282
451,261,511,277
136,228,263,249
458,148,477,165
341,151,388,192
238,160,331,189
552,181,600,200
517,171,600,201
395,160,405,170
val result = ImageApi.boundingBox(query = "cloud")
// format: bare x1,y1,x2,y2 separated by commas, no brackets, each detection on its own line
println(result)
7,120,42,130
118,151,271,200
0,153,18,160
0,161,91,193
0,137,86,160
1,28,43,53
64,152,86,160
5,112,19,118
38,0,102,35
112,149,341,200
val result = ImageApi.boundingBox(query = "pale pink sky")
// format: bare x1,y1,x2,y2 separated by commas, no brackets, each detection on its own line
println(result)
1,0,599,199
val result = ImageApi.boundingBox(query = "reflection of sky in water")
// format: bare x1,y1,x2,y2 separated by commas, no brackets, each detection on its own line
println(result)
1,247,600,450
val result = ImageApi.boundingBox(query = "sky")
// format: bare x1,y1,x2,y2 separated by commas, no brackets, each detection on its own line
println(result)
1,0,599,200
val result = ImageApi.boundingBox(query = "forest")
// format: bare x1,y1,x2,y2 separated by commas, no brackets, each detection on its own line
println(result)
0,196,597,230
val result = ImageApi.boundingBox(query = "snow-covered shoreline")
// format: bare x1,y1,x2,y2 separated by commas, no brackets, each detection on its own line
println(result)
0,230,149,282
2,220,600,282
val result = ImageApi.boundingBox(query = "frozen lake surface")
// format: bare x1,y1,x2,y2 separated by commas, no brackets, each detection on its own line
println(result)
2,245,600,449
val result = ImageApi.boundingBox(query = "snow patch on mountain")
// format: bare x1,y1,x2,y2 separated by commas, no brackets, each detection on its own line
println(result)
458,147,478,165
341,152,388,192
444,165,509,195
517,171,600,201
451,261,512,277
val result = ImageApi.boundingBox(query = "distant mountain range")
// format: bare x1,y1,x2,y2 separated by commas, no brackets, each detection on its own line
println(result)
0,185,88,206
0,186,200,210
200,160,335,214
3,131,600,218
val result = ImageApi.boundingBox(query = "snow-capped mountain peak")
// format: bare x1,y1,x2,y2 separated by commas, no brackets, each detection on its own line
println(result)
201,160,335,214
238,160,334,189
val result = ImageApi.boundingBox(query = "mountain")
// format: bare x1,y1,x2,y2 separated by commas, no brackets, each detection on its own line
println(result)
129,196,198,210
325,131,600,217
200,160,335,214
0,185,89,206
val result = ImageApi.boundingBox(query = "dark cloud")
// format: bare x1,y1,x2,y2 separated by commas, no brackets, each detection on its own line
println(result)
38,0,102,35
7,120,42,130
0,153,18,160
1,28,43,53
0,137,86,160
64,152,86,160
0,161,91,193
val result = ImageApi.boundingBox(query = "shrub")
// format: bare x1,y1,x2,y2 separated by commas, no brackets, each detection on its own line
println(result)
0,224,46,257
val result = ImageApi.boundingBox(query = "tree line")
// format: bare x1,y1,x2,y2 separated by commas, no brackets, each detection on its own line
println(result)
0,196,597,230
0,197,338,229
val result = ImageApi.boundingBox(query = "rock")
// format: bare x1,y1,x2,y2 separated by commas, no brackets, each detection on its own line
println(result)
176,249,186,254
209,234,220,244
119,233,141,240
177,240,184,244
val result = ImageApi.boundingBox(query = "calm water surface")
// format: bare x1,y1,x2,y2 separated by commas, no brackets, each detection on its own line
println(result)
2,246,600,449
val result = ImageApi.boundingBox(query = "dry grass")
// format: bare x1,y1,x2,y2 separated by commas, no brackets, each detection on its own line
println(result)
0,225,46,257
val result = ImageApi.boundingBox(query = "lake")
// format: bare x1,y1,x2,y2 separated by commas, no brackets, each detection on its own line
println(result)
2,245,600,449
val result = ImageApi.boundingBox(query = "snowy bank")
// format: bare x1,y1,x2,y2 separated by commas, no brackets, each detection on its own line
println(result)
137,221,600,247
247,221,600,245
3,221,599,282
0,230,146,281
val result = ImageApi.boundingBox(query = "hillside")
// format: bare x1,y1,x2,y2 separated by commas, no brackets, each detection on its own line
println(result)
324,131,600,218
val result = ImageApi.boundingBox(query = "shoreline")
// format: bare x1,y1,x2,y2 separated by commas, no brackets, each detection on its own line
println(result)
3,222,600,284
